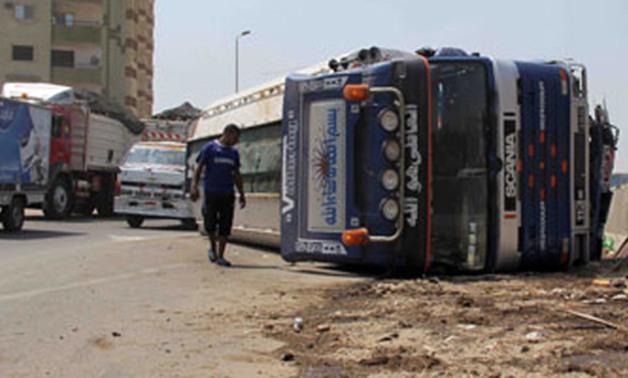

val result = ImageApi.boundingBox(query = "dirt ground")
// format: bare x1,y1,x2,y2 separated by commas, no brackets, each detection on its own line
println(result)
3,219,626,377
259,259,628,377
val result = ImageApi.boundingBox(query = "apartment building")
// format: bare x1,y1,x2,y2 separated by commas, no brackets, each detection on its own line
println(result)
0,0,154,117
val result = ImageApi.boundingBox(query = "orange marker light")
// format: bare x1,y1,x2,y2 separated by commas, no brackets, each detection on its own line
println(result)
342,228,370,246
343,84,370,102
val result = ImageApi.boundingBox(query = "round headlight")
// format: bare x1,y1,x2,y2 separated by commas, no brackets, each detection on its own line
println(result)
378,109,399,132
380,199,400,221
381,169,400,191
383,139,401,162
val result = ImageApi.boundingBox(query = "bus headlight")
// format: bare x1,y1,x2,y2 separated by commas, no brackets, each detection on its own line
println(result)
381,169,400,191
378,109,399,132
380,198,400,221
383,139,401,162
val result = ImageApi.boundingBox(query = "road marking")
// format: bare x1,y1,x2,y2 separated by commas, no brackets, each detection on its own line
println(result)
108,235,151,242
0,262,191,303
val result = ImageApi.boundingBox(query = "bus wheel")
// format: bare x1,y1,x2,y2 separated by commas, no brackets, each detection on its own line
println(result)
126,216,144,228
43,177,73,219
2,197,25,232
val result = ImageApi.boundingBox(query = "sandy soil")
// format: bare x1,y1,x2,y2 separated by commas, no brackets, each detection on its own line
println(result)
260,259,628,377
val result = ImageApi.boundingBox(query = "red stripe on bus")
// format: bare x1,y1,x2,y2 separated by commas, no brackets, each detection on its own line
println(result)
417,54,432,274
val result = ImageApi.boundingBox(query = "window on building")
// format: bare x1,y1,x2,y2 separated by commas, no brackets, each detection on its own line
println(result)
64,13,74,26
51,50,75,67
52,13,74,26
14,5,34,20
12,45,34,61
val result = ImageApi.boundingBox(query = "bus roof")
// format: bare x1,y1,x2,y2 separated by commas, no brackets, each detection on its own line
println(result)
189,59,333,142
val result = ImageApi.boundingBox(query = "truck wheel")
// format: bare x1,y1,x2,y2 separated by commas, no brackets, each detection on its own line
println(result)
2,197,25,232
126,216,144,228
181,218,198,230
43,177,72,219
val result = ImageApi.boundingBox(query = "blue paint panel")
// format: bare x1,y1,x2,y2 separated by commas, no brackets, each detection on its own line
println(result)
281,58,431,269
515,62,571,269
0,99,35,185
281,71,365,264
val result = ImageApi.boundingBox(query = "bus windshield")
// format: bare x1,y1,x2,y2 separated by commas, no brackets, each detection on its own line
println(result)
430,62,489,271
124,146,185,167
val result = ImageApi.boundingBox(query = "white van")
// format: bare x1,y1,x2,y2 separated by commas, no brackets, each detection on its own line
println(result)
115,142,196,229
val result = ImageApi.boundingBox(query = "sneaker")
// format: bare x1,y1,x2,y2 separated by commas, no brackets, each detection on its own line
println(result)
207,249,217,263
217,258,232,267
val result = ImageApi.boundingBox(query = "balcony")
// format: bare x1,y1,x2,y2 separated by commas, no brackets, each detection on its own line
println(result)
52,66,102,86
52,24,102,45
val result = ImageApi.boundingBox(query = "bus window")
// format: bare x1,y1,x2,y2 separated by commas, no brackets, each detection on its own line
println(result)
430,62,489,271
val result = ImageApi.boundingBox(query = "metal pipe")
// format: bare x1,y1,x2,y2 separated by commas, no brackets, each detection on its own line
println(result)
235,30,251,93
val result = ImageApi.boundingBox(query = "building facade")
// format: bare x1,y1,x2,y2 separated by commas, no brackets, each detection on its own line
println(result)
0,0,154,117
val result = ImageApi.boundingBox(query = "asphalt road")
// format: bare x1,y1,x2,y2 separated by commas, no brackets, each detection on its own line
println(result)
0,211,362,377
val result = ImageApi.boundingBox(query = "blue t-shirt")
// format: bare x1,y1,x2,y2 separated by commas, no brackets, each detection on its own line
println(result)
197,140,241,194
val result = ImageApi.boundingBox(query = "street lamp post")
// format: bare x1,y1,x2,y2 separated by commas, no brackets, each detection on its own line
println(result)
235,30,251,93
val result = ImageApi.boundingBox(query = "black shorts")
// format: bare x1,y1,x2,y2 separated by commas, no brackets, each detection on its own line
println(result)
203,193,235,236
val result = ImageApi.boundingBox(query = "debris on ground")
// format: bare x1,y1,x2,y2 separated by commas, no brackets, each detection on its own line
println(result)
261,259,628,376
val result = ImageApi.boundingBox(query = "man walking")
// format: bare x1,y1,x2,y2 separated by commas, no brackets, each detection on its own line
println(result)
190,124,246,267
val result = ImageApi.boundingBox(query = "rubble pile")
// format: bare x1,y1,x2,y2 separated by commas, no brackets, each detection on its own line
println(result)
153,102,201,121
260,260,628,376
75,89,145,135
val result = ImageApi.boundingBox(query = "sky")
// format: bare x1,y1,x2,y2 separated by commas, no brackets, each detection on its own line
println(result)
154,0,628,172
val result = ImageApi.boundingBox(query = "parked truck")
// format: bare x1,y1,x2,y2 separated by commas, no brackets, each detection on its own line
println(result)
2,82,142,220
0,98,51,231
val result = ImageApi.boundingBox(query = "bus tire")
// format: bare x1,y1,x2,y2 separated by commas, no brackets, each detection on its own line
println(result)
43,177,73,219
126,215,144,228
2,197,25,232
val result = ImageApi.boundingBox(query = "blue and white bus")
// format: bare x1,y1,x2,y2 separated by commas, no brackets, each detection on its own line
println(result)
281,47,618,273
